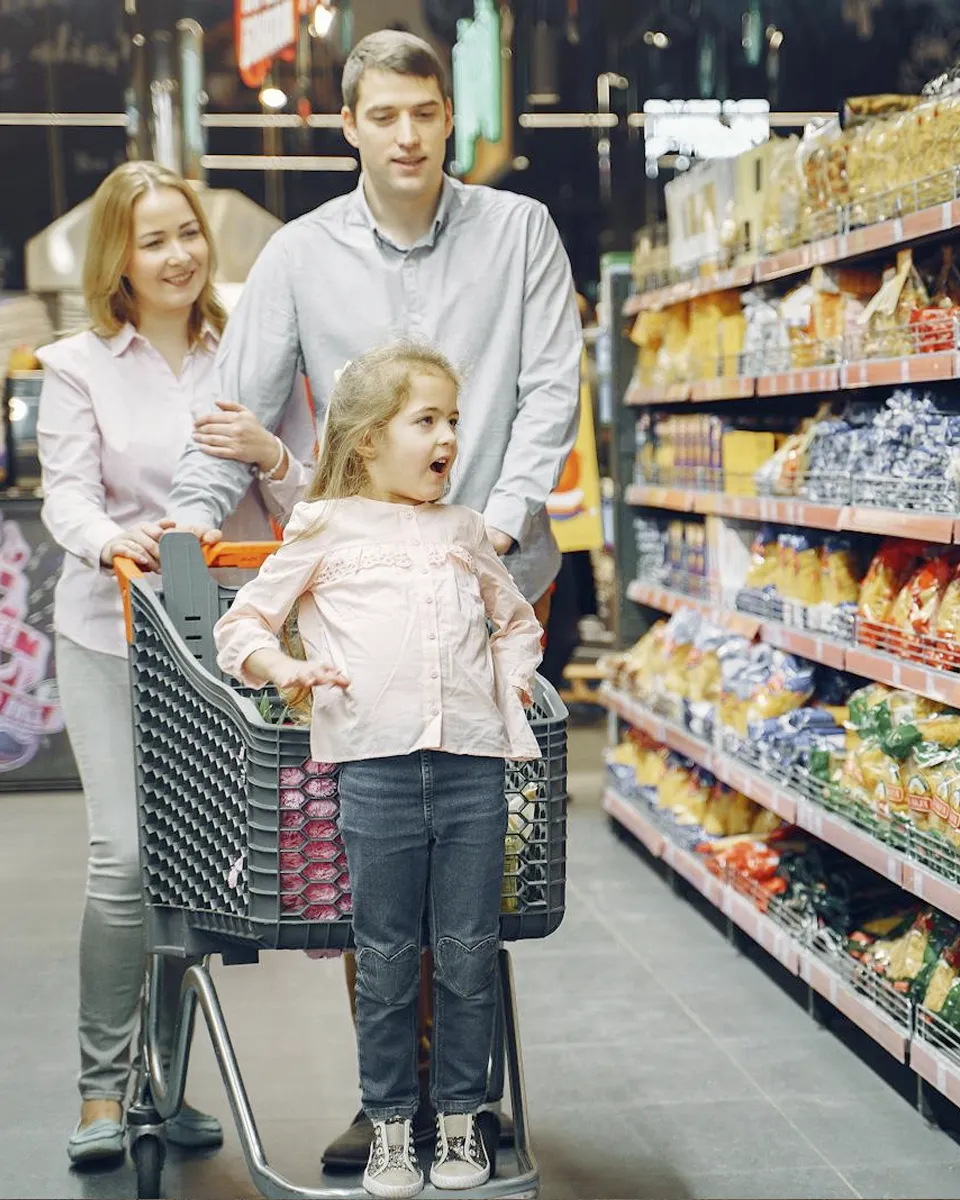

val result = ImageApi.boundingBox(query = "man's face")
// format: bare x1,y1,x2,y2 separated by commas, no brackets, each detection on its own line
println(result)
342,69,452,205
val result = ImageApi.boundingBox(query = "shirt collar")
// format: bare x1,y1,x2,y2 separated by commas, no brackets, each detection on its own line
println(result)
106,321,219,356
349,173,460,250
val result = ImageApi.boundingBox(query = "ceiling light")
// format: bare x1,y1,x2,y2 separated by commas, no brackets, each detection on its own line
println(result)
644,30,671,49
769,28,784,48
310,4,335,38
259,86,287,110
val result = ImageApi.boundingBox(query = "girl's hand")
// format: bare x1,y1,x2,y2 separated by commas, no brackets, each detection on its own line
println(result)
271,657,350,694
194,400,283,473
514,686,533,709
101,519,177,571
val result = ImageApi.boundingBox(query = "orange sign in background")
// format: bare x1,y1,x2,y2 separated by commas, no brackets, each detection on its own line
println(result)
548,350,604,553
234,0,298,88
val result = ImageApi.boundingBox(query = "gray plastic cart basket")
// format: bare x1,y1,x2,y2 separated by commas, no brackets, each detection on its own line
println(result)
117,533,568,1200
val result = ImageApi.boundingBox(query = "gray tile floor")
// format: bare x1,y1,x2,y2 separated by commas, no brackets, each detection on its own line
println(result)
5,722,960,1199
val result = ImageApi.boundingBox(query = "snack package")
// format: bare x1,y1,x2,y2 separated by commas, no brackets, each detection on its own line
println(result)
922,939,960,1024
744,526,779,590
858,540,926,643
820,536,862,606
793,532,822,606
887,554,954,659
933,565,960,671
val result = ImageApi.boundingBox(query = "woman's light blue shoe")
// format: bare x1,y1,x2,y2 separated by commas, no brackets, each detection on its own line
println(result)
164,1104,223,1150
67,1117,126,1164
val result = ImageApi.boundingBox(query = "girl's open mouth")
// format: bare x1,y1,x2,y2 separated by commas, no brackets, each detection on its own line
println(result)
430,458,449,475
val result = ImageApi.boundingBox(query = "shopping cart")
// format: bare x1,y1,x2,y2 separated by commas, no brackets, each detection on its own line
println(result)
115,533,568,1200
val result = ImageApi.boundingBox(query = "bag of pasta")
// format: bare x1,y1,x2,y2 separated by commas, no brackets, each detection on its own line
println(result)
821,536,862,606
742,650,816,727
744,526,779,591
932,564,960,672
887,554,954,661
922,939,960,1026
858,540,926,646
838,738,906,823
793,532,822,607
904,742,960,835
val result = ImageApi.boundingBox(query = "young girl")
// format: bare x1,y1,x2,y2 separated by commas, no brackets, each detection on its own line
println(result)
37,160,314,1165
214,343,543,1199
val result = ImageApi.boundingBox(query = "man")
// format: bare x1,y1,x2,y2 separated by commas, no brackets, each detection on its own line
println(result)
169,27,581,1169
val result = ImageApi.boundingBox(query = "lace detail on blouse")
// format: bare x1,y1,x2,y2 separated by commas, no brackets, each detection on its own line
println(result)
313,542,476,586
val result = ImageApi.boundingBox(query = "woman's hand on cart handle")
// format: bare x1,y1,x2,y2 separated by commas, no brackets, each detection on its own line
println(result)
242,648,350,694
100,519,176,571
165,523,223,547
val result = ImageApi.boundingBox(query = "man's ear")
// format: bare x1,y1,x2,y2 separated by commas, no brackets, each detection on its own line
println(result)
443,96,453,139
342,104,360,150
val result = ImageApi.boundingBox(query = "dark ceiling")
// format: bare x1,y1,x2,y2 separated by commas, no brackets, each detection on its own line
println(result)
2,0,960,291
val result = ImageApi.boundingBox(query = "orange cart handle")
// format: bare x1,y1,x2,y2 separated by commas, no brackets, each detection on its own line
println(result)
115,538,281,643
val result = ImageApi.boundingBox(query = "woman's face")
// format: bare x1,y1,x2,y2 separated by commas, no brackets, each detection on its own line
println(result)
124,186,209,321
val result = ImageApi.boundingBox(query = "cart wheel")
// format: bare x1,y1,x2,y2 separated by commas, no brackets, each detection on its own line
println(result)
133,1133,165,1200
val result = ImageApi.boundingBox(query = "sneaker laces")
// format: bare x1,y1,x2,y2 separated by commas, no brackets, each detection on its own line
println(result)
438,1114,484,1165
373,1118,413,1173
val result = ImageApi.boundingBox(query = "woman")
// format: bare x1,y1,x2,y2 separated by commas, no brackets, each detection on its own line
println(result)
36,160,313,1165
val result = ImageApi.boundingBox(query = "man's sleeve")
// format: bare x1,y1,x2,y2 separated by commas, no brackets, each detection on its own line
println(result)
168,231,303,528
482,202,582,548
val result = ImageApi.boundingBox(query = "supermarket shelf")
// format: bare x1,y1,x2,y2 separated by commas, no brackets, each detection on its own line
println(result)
796,799,905,885
625,485,956,544
842,506,956,543
602,786,665,858
842,350,960,390
845,645,960,708
800,952,910,1062
625,381,689,406
598,685,960,924
760,621,848,670
901,860,960,924
625,578,960,710
601,786,799,971
604,780,908,1057
623,265,756,315
756,366,841,396
623,198,960,313
689,376,757,403
911,1035,960,1107
625,579,761,637
625,352,960,405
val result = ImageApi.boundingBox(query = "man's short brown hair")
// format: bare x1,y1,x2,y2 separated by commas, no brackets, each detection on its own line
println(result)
341,29,449,111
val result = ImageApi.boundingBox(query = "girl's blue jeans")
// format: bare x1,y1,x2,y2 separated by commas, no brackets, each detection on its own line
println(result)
338,750,506,1121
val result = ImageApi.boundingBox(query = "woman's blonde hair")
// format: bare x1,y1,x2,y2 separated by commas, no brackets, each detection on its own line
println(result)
83,160,227,342
305,340,460,504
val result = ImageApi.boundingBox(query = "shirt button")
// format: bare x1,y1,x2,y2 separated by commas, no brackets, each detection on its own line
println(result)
426,595,433,604
431,671,439,679
403,510,413,519
429,632,436,640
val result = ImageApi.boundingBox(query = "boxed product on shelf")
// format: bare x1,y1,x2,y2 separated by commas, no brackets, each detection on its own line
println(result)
733,135,801,261
665,158,738,274
631,223,671,292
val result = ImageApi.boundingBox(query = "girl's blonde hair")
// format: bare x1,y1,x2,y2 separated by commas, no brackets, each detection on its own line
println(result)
83,160,227,342
305,340,460,503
